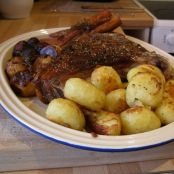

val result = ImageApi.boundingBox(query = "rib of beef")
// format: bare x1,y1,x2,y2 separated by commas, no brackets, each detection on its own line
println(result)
33,33,174,103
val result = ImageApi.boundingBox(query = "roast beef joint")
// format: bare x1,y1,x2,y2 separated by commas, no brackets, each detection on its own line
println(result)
5,10,174,104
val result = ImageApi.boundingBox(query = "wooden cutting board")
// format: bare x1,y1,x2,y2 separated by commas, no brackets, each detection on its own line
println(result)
41,0,153,29
1,105,174,172
43,0,144,13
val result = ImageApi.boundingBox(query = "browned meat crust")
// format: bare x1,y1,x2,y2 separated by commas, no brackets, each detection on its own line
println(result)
33,33,174,103
6,10,122,98
42,10,121,47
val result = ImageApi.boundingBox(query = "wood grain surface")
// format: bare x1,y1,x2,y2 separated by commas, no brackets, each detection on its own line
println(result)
1,105,174,173
0,0,153,44
1,161,174,174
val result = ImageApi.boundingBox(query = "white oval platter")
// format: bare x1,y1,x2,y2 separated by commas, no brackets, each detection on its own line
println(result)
0,28,174,152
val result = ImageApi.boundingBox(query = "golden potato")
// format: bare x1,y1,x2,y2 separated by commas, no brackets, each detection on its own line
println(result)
154,79,174,125
91,66,122,93
105,89,128,114
126,72,164,108
155,97,174,125
46,98,85,131
163,79,174,99
120,106,161,135
122,82,128,89
127,64,165,83
64,78,106,111
84,110,121,136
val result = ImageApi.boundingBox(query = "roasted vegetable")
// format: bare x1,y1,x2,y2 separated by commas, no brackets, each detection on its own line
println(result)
6,57,28,78
27,37,40,47
27,37,46,52
12,41,29,57
64,78,106,111
120,106,161,135
155,79,174,125
105,89,128,114
126,72,164,108
33,56,53,73
40,45,58,58
127,64,165,83
22,47,38,65
10,71,35,97
163,79,174,99
46,98,85,131
84,109,121,135
155,98,174,125
91,66,122,93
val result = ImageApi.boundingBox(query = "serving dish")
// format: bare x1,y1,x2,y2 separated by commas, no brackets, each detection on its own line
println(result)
0,27,174,152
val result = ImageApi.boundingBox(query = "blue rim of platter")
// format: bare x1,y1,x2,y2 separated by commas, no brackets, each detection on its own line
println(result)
1,104,174,152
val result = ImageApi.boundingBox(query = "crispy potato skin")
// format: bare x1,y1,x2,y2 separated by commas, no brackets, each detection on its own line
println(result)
91,66,122,93
64,78,106,111
122,82,128,89
155,98,174,125
105,89,128,114
155,80,174,125
44,64,169,135
164,79,174,99
84,110,121,135
127,64,165,83
126,72,164,108
120,106,161,135
46,98,85,131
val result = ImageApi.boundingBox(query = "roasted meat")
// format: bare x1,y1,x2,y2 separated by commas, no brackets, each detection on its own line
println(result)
5,10,173,103
41,10,121,47
6,10,122,98
33,33,174,103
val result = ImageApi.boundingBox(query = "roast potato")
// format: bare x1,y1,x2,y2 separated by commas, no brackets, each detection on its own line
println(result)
155,79,174,125
122,82,128,89
126,72,164,108
84,110,121,135
46,98,85,131
64,78,106,111
91,66,122,93
120,106,161,135
127,64,165,83
163,79,174,99
105,89,128,114
155,98,174,125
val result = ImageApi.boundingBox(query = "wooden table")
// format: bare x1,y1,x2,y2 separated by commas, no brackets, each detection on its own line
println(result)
0,0,154,43
1,0,174,173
